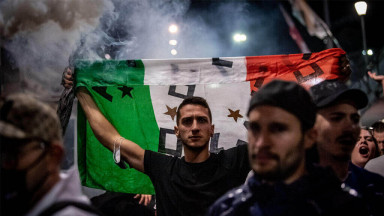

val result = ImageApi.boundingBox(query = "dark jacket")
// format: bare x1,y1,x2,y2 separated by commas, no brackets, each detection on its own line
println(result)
208,165,368,216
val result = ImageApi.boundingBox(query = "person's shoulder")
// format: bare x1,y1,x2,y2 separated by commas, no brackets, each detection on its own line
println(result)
365,155,384,177
220,143,247,155
216,144,248,169
348,162,384,191
145,149,178,160
208,184,250,216
365,155,384,168
144,150,181,175
351,162,384,180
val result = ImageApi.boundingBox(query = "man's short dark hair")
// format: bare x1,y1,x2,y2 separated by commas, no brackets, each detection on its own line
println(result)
371,120,384,133
176,96,212,125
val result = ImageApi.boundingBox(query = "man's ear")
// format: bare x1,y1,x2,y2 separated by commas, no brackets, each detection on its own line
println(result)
174,126,180,138
210,124,215,137
304,128,317,150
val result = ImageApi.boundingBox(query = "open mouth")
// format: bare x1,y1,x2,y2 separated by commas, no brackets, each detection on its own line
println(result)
358,146,369,157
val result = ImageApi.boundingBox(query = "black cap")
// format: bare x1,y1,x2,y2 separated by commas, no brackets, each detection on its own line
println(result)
309,79,368,109
247,80,317,131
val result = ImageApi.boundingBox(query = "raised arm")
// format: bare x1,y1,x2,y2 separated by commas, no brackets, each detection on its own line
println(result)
368,71,384,93
77,87,145,172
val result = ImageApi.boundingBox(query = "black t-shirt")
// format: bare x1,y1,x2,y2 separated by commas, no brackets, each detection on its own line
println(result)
144,144,250,216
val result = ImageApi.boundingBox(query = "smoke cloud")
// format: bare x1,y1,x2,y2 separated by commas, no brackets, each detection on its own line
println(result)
0,0,293,97
0,0,113,96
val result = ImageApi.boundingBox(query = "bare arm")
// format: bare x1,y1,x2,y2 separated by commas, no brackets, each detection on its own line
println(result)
368,71,384,92
77,87,145,172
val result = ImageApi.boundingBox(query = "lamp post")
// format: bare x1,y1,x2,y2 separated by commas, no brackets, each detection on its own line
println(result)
354,1,368,64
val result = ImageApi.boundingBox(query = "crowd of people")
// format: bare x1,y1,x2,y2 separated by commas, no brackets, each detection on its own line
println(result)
1,58,384,216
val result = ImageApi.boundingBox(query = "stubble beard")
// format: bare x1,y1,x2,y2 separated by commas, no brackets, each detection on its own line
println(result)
257,138,305,183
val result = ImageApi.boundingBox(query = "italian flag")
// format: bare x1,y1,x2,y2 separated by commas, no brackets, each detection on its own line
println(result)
76,48,346,194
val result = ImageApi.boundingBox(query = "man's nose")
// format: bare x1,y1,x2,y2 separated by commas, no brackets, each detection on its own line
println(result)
191,120,200,132
252,131,271,149
343,118,360,134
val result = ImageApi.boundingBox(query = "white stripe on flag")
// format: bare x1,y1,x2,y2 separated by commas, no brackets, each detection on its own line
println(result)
142,57,248,85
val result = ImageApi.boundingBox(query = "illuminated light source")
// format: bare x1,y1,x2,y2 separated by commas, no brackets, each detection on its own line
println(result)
355,1,368,63
354,1,367,15
168,24,178,34
105,54,111,59
169,40,178,46
171,49,177,55
367,49,373,56
233,33,247,42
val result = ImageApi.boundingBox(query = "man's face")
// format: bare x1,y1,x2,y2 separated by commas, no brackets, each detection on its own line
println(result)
247,105,311,184
315,102,360,162
174,104,214,151
351,129,377,167
373,131,384,156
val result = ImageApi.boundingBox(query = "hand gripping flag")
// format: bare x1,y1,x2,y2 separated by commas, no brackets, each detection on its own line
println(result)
76,48,347,194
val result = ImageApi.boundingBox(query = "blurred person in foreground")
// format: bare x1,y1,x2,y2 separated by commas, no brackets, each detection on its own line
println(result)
208,80,368,216
351,127,379,168
0,93,100,216
310,79,384,216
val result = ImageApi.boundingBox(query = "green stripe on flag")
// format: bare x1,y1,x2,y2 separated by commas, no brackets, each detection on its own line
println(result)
76,60,157,194
76,60,145,86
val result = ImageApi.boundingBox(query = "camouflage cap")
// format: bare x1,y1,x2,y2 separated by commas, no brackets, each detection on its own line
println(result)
0,93,62,142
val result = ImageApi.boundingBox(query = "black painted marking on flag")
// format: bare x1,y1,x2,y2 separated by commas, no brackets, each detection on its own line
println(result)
170,64,179,74
251,78,265,96
209,133,223,154
236,139,248,146
259,65,269,72
294,63,324,84
92,87,113,102
118,86,134,98
243,121,249,130
254,78,264,89
302,53,312,60
212,58,233,68
168,85,196,99
126,60,137,67
159,128,182,157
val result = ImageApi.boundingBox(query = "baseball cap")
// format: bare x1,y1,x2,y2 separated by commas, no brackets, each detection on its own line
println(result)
309,79,368,109
0,93,62,142
247,80,317,131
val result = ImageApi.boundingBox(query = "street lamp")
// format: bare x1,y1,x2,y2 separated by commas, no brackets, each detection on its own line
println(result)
354,1,368,63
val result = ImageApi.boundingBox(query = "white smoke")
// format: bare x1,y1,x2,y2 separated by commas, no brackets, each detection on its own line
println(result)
0,0,114,96
0,0,285,97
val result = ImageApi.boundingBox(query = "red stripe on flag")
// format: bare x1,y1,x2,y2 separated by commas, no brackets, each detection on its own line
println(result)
245,48,347,93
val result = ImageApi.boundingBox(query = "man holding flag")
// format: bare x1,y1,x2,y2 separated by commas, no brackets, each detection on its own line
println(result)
77,88,250,216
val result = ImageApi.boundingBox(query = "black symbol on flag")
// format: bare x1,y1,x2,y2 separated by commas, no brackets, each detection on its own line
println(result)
212,58,233,68
159,128,182,157
92,87,113,102
210,133,223,154
168,85,196,99
118,86,134,98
